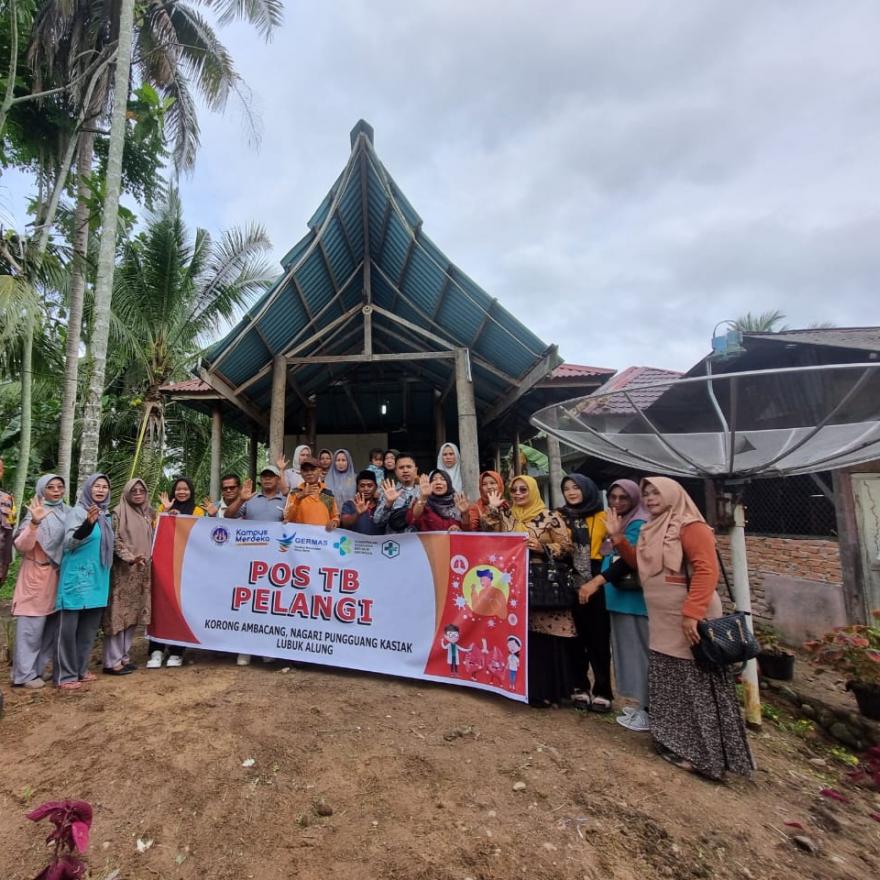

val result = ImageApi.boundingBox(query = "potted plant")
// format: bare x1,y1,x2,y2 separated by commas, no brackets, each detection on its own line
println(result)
755,624,796,681
804,611,880,721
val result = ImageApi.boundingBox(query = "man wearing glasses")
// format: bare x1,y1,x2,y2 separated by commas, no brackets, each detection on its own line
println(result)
205,474,244,519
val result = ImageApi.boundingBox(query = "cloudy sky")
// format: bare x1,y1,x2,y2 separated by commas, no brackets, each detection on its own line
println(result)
7,1,880,372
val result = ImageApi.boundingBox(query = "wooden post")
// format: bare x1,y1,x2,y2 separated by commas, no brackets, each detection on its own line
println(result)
248,428,258,483
307,399,317,454
454,347,480,499
433,389,445,451
547,434,563,509
210,404,222,501
833,469,869,624
269,355,286,461
513,430,522,476
493,445,501,475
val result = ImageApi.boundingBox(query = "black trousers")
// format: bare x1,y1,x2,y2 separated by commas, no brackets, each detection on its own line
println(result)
148,640,185,658
572,567,613,700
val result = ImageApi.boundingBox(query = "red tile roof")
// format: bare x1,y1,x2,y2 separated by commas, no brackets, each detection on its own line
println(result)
160,378,213,393
549,363,616,379
580,366,682,415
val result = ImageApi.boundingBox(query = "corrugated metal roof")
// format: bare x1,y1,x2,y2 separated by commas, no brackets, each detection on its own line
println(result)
198,121,559,428
745,327,880,352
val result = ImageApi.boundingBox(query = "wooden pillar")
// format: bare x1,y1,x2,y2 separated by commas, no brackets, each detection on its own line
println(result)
833,469,869,624
433,389,445,452
307,398,317,454
454,347,479,499
210,403,222,501
493,445,502,475
547,434,563,509
248,427,258,483
269,355,286,461
513,430,522,476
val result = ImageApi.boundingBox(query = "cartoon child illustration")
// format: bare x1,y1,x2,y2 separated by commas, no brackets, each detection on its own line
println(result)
506,636,522,689
469,568,508,618
440,623,472,675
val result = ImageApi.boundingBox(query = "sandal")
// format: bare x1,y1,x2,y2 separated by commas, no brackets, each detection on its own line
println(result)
589,696,612,713
660,751,697,774
58,681,83,691
571,690,592,710
80,672,97,683
102,666,134,676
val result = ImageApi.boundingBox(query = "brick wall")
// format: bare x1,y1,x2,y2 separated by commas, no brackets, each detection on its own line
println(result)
715,534,842,623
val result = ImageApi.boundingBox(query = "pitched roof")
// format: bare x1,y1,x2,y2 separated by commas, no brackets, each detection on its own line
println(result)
549,363,616,379
580,366,683,415
196,120,559,429
744,327,880,353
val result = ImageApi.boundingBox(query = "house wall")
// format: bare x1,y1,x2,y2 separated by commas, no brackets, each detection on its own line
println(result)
715,534,845,644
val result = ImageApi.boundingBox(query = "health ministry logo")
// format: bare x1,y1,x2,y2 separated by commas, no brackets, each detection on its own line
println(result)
334,535,352,557
381,540,400,559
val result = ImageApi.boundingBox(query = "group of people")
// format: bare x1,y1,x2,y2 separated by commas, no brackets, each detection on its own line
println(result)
2,443,754,781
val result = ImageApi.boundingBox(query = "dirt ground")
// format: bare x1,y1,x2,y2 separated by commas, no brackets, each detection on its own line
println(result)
1,638,879,880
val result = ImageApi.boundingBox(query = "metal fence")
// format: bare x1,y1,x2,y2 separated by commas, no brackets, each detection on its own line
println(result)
742,472,837,538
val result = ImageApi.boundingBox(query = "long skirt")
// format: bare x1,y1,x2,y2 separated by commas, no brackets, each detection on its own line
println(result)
528,632,579,705
610,612,650,709
649,651,754,780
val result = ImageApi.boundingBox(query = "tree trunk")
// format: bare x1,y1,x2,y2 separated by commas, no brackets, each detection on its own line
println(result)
12,320,33,507
0,0,18,140
56,129,96,494
77,0,135,483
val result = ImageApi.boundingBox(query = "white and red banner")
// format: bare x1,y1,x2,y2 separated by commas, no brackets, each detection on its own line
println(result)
149,516,529,702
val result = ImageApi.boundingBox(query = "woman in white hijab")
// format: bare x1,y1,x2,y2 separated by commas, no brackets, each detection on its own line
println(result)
283,444,312,491
437,442,463,493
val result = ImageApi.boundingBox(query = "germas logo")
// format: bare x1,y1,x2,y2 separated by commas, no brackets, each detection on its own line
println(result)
333,535,352,557
277,528,296,553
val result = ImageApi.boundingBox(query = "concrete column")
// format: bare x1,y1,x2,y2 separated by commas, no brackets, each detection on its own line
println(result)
248,428,258,483
433,389,445,452
547,434,563,509
210,404,222,501
454,347,480,499
269,355,286,461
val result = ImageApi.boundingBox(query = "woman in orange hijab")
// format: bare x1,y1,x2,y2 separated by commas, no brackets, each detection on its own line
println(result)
463,470,507,531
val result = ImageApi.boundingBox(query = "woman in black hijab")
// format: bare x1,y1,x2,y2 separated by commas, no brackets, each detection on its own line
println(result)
557,474,613,712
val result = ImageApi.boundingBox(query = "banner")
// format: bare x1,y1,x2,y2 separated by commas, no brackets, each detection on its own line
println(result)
149,516,529,702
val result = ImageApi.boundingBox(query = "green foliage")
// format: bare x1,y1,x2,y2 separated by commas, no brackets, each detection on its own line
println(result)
733,310,789,333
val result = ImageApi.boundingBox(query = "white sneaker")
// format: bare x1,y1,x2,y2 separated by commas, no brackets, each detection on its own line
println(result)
621,706,637,717
236,654,252,666
146,650,163,669
165,654,184,668
616,709,650,732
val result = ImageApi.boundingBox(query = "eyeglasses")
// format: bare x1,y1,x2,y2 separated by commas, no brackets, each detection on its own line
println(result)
510,486,529,494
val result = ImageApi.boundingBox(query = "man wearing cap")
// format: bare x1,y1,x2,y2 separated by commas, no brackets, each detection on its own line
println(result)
283,457,339,529
222,466,286,522
339,470,382,535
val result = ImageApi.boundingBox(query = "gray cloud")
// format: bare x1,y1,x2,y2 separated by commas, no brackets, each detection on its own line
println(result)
173,2,880,372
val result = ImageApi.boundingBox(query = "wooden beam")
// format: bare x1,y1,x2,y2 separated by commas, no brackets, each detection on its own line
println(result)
455,347,480,499
833,469,869,624
482,345,561,425
286,350,455,365
197,367,267,428
376,201,392,261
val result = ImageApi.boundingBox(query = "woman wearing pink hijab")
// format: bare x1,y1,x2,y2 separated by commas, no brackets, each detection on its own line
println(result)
606,477,754,780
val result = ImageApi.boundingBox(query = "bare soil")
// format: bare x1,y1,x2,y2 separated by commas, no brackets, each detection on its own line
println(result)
1,638,879,880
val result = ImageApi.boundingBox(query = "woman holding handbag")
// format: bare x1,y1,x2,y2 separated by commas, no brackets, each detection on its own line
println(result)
578,479,651,732
608,476,753,779
482,475,575,706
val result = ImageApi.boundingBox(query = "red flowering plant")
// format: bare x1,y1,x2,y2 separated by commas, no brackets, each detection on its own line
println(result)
804,611,880,686
25,800,92,880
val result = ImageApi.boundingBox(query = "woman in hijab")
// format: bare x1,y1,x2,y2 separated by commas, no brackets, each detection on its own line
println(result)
54,473,114,690
103,478,156,675
318,449,333,481
159,476,206,516
437,443,463,492
609,477,754,779
483,475,575,706
407,470,463,532
578,479,651,732
557,474,612,712
463,470,507,531
325,449,358,508
283,444,312,492
10,474,69,688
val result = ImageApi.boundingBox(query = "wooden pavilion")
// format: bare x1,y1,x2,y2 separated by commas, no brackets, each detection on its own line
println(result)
163,121,612,499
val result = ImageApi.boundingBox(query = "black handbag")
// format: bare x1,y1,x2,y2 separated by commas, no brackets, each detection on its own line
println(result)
614,569,642,591
690,550,761,670
528,558,577,609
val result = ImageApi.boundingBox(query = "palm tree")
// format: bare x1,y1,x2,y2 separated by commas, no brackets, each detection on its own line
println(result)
733,310,790,333
23,0,282,489
107,190,273,477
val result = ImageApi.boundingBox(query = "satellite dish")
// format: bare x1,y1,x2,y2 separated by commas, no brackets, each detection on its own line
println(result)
531,362,880,727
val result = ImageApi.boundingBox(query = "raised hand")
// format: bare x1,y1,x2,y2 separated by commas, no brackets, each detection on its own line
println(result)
239,479,255,502
418,473,432,499
382,480,400,504
86,503,100,524
27,496,47,524
605,508,624,538
454,492,470,514
353,492,368,515
276,452,289,472
486,488,503,510
302,481,320,497
204,499,219,517
159,491,173,512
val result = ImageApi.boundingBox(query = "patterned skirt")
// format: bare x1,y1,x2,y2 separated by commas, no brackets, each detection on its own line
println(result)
649,651,755,780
